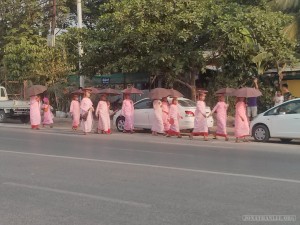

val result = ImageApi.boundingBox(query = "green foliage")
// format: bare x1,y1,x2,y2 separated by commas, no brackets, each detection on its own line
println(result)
0,0,297,108
3,36,73,84
83,0,295,89
83,0,217,99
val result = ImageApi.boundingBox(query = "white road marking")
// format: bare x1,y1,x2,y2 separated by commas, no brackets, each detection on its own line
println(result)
2,182,151,208
1,149,300,184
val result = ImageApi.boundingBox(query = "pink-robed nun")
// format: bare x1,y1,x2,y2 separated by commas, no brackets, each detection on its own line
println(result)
95,95,111,134
80,89,94,135
151,99,164,135
70,95,80,130
210,95,229,141
106,101,111,134
42,97,54,128
190,93,209,141
166,98,182,138
161,97,170,132
121,94,134,133
30,95,41,129
234,97,250,142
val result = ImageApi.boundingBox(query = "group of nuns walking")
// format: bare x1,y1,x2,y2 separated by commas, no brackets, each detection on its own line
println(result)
150,91,250,143
30,88,251,143
150,91,249,142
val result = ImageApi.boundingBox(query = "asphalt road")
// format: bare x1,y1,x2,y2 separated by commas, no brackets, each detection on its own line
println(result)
0,125,300,225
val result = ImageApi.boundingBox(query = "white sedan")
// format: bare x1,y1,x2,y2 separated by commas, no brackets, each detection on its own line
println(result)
250,98,300,142
113,97,214,132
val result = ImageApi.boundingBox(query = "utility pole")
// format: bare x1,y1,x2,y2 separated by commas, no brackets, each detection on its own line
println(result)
50,0,56,47
77,0,84,88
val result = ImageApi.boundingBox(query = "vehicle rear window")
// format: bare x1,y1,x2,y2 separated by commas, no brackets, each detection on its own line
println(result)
178,100,196,107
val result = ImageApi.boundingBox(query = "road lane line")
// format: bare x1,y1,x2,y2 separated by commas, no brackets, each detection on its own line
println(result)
1,149,300,184
2,182,151,208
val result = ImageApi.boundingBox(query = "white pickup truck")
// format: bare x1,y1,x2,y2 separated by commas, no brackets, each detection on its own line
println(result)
0,86,30,123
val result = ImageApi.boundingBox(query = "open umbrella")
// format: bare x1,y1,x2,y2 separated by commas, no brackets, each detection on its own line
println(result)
215,88,236,96
122,87,144,94
99,88,121,95
27,85,47,97
168,89,183,98
72,87,100,94
149,88,170,99
232,87,262,98
71,89,84,94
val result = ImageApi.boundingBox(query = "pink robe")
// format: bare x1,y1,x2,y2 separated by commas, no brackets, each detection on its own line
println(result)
234,101,250,138
162,102,170,131
70,100,80,128
96,100,110,133
107,102,111,133
80,97,93,133
211,102,228,137
167,104,181,135
192,100,208,136
151,100,164,133
121,99,134,131
42,103,54,125
30,96,41,128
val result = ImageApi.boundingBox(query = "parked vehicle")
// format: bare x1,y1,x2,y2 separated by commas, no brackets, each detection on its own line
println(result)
0,86,30,123
113,97,214,132
250,98,300,142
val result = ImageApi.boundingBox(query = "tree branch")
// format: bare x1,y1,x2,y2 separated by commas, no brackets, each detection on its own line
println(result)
174,78,193,90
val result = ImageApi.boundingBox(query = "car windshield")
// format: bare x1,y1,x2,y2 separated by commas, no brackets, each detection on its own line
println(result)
178,99,196,107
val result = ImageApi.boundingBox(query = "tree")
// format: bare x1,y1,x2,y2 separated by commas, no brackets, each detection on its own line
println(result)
0,0,73,84
3,36,73,84
83,0,214,100
270,0,300,41
82,0,295,100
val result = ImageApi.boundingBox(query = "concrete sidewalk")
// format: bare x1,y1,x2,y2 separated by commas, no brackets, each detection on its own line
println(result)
52,117,236,136
0,117,236,136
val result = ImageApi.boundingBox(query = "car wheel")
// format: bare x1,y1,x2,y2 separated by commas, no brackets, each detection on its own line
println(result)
0,111,6,123
116,116,125,132
280,138,293,143
20,115,30,123
252,124,270,142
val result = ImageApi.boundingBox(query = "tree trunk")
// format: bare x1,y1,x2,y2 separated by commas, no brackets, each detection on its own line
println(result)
277,62,286,88
190,70,197,101
174,71,197,101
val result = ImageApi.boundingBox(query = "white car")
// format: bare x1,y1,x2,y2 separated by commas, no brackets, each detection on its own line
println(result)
250,98,300,142
113,97,214,132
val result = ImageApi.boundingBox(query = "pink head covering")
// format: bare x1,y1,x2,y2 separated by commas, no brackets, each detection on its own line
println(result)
43,97,49,104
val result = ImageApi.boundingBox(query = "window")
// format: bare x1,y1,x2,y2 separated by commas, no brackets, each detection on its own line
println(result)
134,99,153,109
178,99,196,107
281,101,300,114
265,100,300,115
